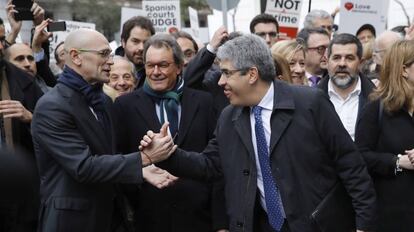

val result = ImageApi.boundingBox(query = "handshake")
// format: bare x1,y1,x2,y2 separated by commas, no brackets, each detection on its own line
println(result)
139,122,177,167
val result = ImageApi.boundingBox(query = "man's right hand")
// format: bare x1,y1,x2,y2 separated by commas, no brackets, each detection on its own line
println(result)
140,122,177,166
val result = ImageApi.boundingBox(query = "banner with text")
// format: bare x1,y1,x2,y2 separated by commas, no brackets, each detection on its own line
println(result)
339,0,389,35
265,0,304,39
143,0,181,33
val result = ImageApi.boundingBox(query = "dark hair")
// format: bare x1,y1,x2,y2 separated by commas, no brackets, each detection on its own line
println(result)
121,16,155,43
143,33,184,67
296,28,329,48
54,41,65,64
170,31,198,53
356,24,376,37
249,13,279,34
328,33,362,59
0,18,3,25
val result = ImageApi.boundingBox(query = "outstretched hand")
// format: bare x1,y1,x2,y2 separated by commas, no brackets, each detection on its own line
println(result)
140,122,177,165
143,165,178,189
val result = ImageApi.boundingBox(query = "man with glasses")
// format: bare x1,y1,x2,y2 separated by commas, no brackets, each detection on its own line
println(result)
31,29,175,232
113,33,228,232
303,10,334,38
297,28,330,87
250,13,279,47
373,30,402,71
143,34,376,232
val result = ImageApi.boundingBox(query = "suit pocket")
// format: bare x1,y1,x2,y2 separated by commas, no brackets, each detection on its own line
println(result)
53,197,91,232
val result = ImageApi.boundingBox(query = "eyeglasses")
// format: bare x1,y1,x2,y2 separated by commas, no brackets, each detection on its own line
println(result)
255,32,279,39
307,45,327,55
77,48,113,59
220,69,246,78
145,61,173,72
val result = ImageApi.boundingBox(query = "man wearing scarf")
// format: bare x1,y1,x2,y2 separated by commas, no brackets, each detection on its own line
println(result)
113,34,228,232
31,29,175,232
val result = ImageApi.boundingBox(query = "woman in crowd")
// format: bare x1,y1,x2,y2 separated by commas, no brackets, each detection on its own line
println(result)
271,40,307,85
355,40,414,232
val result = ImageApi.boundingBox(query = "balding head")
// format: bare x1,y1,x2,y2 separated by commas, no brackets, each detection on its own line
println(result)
5,43,37,76
64,29,114,84
373,30,402,65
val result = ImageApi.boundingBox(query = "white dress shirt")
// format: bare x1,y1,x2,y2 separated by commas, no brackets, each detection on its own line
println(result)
328,77,361,140
250,83,285,216
155,103,181,136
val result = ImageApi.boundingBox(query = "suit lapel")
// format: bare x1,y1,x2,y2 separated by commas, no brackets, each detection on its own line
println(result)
134,90,161,131
233,107,256,162
269,81,294,155
177,89,199,145
66,87,111,152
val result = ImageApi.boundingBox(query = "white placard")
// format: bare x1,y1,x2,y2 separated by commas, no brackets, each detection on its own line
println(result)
265,0,304,39
188,7,200,39
339,0,389,35
143,0,181,33
120,7,146,32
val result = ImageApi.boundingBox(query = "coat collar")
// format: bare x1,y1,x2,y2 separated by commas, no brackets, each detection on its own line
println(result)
232,80,295,159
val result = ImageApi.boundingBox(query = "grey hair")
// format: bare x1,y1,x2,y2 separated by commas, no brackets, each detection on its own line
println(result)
217,34,275,82
304,9,332,29
143,33,184,67
112,55,137,77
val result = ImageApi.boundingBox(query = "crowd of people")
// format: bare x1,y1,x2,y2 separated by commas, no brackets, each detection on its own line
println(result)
1,0,414,232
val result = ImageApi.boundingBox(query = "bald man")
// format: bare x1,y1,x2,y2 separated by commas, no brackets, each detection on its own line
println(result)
31,29,176,232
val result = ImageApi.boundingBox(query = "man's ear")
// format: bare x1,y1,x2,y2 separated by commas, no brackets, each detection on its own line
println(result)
69,49,82,66
121,39,126,48
248,67,259,84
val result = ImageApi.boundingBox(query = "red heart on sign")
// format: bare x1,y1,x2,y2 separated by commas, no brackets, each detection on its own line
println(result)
344,2,354,11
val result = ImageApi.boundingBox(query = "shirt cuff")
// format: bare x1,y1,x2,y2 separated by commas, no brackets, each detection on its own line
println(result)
34,48,45,62
206,44,217,54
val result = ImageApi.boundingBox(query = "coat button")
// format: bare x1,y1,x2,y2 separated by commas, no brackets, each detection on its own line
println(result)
236,221,243,227
243,169,250,176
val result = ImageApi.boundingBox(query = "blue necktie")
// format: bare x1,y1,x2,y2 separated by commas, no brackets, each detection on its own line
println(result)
253,106,284,231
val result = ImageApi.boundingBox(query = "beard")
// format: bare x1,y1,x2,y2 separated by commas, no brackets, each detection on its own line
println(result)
330,67,358,89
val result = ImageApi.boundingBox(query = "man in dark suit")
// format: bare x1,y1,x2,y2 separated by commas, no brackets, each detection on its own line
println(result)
113,33,228,232
144,34,377,232
317,33,375,140
31,29,175,232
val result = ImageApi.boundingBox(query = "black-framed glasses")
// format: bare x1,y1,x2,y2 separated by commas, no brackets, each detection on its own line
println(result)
255,32,278,39
220,68,247,78
145,61,173,73
307,45,327,55
77,48,113,59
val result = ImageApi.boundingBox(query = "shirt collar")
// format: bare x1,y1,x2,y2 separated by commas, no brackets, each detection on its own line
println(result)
328,75,361,98
255,82,274,111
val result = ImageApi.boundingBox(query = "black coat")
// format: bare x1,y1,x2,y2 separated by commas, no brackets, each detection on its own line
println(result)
160,80,377,232
355,99,414,232
113,87,228,232
31,83,143,232
317,73,375,123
